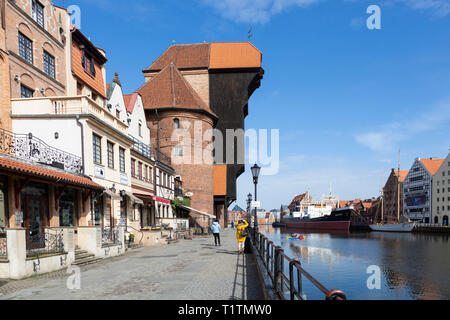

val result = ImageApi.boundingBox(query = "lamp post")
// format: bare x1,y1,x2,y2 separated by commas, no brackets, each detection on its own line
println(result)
247,193,252,219
251,163,261,238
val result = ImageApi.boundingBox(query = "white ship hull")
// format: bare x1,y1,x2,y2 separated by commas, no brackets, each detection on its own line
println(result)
369,222,416,232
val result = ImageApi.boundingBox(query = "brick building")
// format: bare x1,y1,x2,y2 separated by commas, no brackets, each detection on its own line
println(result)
4,0,68,100
431,152,449,226
138,43,263,229
382,169,408,223
288,192,312,214
0,0,11,131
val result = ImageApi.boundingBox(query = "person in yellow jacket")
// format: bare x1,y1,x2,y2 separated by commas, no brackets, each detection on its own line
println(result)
236,220,249,254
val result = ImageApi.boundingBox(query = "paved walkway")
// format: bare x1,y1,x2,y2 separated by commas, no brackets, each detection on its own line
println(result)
0,229,264,300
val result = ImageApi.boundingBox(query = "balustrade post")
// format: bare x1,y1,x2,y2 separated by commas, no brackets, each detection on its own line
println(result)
279,248,285,294
289,260,295,300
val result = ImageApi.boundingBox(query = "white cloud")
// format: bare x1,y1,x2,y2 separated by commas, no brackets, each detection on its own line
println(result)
355,98,450,153
201,0,450,24
201,0,322,24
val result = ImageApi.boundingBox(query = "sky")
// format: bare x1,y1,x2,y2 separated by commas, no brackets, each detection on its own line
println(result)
57,0,450,211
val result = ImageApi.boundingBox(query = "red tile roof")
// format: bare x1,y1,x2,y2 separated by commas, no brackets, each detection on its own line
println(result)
124,92,139,114
420,158,445,176
0,156,103,189
394,170,409,183
143,42,262,72
137,63,217,119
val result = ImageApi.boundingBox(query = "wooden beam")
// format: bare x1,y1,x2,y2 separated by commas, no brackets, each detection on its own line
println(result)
14,178,30,209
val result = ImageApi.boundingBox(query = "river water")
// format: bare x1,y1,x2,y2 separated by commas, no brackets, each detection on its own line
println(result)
258,225,450,300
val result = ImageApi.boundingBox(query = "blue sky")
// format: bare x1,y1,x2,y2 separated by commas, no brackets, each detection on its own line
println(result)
58,0,450,211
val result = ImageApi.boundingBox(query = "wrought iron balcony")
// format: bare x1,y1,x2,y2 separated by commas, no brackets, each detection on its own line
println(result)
0,128,83,175
129,135,152,160
153,147,171,166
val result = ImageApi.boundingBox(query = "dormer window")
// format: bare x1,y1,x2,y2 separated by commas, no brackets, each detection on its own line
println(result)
82,49,96,77
32,0,44,28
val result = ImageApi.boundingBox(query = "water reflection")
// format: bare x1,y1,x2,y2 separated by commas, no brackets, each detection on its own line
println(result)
259,225,450,300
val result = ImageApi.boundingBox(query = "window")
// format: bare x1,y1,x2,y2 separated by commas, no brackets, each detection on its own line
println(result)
138,162,143,179
43,50,55,78
32,0,44,28
20,85,34,98
92,134,102,164
131,159,136,177
81,50,96,76
119,148,125,173
116,110,120,119
138,122,142,137
107,141,114,169
144,165,148,181
173,145,183,156
173,118,180,129
19,32,33,64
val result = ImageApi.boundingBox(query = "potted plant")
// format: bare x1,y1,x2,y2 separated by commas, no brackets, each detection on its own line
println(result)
129,233,135,243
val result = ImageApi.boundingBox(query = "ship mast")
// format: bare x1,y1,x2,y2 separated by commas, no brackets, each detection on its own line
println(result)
397,149,401,223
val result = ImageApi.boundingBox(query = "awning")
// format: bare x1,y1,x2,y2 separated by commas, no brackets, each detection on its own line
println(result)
180,205,216,218
104,189,121,199
0,156,103,190
125,191,144,205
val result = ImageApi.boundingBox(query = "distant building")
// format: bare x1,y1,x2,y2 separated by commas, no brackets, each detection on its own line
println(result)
382,169,408,223
431,152,450,226
288,192,312,214
403,157,444,223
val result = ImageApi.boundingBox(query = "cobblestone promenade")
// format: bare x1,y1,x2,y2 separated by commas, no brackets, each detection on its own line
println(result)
0,228,264,300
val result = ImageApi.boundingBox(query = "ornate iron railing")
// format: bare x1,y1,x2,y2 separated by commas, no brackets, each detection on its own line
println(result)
250,228,347,300
0,233,7,258
102,226,120,245
129,135,152,160
26,229,65,258
0,128,83,174
153,147,171,166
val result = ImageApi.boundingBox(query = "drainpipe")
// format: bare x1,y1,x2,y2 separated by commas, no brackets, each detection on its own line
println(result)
76,115,85,175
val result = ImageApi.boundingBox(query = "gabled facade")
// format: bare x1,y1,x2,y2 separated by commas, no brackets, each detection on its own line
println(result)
382,169,408,223
403,157,444,223
431,152,450,226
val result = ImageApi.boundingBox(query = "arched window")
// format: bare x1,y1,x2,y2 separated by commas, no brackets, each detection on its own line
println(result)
434,216,439,224
443,216,449,227
173,118,180,129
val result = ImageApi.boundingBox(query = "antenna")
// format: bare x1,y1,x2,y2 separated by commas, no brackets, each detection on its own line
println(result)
248,27,253,40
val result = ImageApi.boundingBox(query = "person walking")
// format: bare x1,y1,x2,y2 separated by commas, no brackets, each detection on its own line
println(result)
236,220,249,254
210,219,221,246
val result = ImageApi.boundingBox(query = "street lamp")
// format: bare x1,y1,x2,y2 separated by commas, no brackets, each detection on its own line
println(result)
251,163,261,238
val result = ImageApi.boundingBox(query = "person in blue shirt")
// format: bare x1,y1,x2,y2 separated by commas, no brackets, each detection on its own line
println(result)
210,220,221,246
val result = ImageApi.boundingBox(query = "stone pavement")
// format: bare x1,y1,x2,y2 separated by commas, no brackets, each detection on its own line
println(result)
0,228,264,300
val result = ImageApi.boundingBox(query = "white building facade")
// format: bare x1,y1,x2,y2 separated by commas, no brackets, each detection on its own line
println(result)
432,152,450,226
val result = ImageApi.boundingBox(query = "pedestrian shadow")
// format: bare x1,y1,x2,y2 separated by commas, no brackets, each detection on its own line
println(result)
215,250,238,255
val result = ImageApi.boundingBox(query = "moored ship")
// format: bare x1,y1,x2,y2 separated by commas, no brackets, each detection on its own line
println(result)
281,207,353,231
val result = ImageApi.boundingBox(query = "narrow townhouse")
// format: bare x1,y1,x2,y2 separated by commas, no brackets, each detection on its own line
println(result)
432,152,450,226
10,18,133,258
403,157,445,223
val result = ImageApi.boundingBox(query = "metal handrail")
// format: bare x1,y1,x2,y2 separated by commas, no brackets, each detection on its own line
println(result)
251,228,346,300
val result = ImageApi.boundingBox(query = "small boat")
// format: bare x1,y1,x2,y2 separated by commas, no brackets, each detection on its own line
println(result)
369,222,416,232
286,234,306,240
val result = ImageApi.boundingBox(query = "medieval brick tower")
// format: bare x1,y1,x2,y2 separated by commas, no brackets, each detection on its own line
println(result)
139,42,263,229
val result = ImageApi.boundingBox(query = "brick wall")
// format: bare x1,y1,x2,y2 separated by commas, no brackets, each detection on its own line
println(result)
146,109,215,228
5,0,68,99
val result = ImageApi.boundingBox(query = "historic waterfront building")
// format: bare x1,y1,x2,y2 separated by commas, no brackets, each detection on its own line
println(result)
403,157,444,223
138,42,263,230
431,152,450,226
288,192,313,214
10,24,134,254
382,169,409,223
